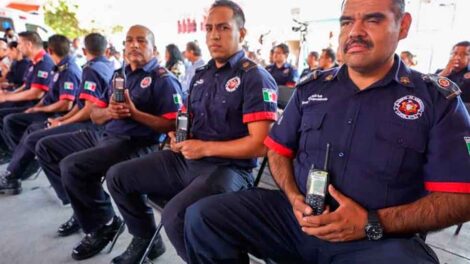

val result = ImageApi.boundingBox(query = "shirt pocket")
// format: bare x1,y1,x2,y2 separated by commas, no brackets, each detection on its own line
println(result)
298,110,326,154
372,121,427,182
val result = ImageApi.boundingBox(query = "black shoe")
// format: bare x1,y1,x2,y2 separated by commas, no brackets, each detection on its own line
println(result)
71,216,125,260
0,171,21,195
111,235,166,264
57,216,81,237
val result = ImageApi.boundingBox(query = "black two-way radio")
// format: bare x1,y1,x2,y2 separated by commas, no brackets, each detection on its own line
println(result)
175,110,189,143
305,143,331,215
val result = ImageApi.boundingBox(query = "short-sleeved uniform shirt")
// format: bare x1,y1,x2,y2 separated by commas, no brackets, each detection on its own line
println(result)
188,50,278,169
23,50,54,91
77,56,115,109
105,58,182,139
266,56,470,210
266,63,298,87
6,58,31,87
446,66,470,103
42,56,82,106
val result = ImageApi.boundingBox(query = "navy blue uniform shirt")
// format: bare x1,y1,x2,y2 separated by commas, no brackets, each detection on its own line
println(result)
23,50,54,91
266,63,298,86
77,56,114,109
266,56,470,210
188,50,278,169
446,65,470,103
6,58,31,87
42,55,82,106
105,58,182,139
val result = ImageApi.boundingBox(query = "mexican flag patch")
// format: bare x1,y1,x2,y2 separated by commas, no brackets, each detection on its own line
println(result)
465,137,470,156
173,94,182,105
262,88,277,103
64,82,74,90
37,70,49,78
84,81,97,92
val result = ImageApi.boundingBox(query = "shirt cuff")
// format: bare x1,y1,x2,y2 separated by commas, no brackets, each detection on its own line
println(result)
243,111,277,123
59,94,75,101
31,83,49,91
161,112,178,120
264,136,294,159
79,93,107,108
425,182,470,193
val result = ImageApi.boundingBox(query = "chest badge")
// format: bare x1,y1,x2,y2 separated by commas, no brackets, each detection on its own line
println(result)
140,77,152,88
393,95,424,120
464,72,470,80
225,76,240,92
283,68,290,75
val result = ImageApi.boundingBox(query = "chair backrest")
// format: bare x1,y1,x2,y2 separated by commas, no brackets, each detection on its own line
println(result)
277,85,295,110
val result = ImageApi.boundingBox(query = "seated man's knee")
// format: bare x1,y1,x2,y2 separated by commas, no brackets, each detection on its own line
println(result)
35,138,52,163
105,163,128,195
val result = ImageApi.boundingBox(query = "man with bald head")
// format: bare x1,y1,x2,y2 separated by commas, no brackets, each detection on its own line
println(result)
35,25,183,261
184,0,470,263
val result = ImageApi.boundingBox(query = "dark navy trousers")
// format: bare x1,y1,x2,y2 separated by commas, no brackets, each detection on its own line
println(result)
184,189,440,264
35,129,154,233
106,150,254,261
7,121,96,180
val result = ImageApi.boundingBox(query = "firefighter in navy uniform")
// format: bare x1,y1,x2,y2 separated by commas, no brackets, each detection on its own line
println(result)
437,41,470,108
0,34,81,194
184,1,470,263
106,2,277,263
33,25,182,261
0,33,113,199
266,43,298,87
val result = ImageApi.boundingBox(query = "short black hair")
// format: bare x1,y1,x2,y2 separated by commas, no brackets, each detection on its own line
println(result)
47,34,70,58
18,31,43,48
322,48,336,62
210,0,245,29
342,0,405,21
186,41,201,57
84,33,107,57
7,41,18,49
275,43,289,55
309,51,319,60
453,41,470,50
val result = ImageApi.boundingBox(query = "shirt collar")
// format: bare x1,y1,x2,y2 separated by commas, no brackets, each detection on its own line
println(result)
125,58,159,74
32,49,46,65
207,50,245,71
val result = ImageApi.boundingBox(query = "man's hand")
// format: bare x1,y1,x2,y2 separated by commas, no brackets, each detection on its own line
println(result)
24,107,39,113
300,185,368,242
439,58,460,77
175,139,207,160
168,131,181,153
47,117,62,128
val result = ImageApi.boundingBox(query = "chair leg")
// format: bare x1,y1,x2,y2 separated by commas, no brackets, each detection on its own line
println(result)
107,221,126,254
139,222,163,264
454,223,463,236
254,157,268,187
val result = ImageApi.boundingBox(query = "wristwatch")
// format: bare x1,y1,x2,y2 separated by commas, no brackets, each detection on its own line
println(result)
365,210,383,241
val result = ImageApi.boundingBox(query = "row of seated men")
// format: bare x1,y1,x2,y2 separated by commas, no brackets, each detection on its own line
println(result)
0,0,470,264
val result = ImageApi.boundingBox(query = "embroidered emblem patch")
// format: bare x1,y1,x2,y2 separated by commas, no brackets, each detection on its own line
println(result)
64,82,74,90
465,137,470,156
437,78,450,88
37,70,48,79
225,77,240,92
262,88,277,103
173,94,182,105
140,77,152,88
400,76,411,85
325,74,334,81
393,95,424,120
464,72,470,80
84,81,96,92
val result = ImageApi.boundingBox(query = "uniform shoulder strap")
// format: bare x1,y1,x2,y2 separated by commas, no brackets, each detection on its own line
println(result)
422,74,461,100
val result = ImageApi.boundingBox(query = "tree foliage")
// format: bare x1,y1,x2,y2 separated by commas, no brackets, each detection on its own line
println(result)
43,0,88,39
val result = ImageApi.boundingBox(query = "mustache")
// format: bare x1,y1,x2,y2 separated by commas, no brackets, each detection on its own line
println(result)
344,37,373,53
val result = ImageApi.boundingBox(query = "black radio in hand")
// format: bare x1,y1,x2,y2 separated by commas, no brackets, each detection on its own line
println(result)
175,111,190,143
305,143,331,215
113,71,126,103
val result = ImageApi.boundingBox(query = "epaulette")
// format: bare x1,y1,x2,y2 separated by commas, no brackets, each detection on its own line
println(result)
155,66,171,78
195,64,209,73
422,74,461,100
297,69,323,86
239,58,257,72
57,63,69,72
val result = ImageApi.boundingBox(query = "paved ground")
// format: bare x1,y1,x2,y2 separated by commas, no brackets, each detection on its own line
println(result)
0,163,468,264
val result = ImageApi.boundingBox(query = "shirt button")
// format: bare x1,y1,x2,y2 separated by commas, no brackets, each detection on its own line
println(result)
200,113,205,116
347,119,353,125
205,93,209,97
397,138,404,144
338,152,345,158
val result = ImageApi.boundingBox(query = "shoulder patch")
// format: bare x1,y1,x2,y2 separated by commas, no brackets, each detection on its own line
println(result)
239,58,257,72
297,70,322,86
195,64,209,73
422,74,461,100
